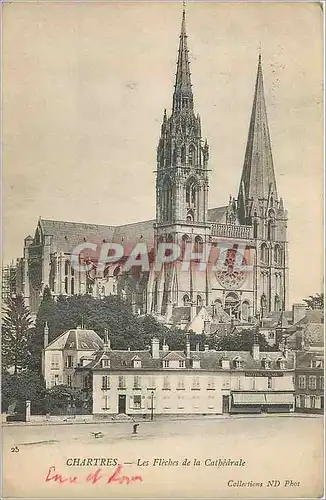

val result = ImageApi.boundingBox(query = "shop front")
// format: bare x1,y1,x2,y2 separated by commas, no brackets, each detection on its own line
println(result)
230,392,294,414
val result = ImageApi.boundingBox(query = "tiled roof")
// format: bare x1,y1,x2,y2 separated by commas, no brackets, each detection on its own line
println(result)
78,347,295,372
208,206,228,223
46,328,104,351
261,311,292,328
296,350,324,369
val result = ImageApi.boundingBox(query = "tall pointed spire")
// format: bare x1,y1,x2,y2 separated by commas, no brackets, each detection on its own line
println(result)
172,6,193,112
238,54,278,221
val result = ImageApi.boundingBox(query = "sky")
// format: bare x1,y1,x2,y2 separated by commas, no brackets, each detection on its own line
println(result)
2,1,324,305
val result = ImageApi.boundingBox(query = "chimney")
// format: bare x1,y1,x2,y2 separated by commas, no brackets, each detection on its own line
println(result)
283,337,289,359
162,339,169,353
204,344,209,352
185,335,191,359
151,338,160,359
190,303,197,322
252,329,260,361
104,328,111,353
292,303,307,325
44,322,49,349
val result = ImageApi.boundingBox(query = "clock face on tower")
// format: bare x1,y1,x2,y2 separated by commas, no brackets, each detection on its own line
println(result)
215,248,247,290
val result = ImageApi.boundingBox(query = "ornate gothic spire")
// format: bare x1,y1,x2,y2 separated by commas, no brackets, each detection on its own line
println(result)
238,54,278,219
172,7,193,113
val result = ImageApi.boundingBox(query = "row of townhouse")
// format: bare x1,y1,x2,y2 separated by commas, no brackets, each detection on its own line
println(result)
42,325,324,416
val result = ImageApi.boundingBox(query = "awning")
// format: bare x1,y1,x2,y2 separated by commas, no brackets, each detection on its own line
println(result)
232,392,294,406
265,393,294,405
232,393,266,405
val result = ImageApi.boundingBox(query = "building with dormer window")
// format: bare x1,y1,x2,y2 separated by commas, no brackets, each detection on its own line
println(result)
75,336,295,417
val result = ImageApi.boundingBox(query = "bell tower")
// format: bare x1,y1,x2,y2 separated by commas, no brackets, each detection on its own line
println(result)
237,54,289,315
156,8,210,227
149,7,211,318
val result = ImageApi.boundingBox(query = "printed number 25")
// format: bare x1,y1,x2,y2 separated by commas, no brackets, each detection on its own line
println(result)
11,446,19,453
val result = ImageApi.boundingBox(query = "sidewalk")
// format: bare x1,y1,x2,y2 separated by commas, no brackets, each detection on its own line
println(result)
2,412,322,427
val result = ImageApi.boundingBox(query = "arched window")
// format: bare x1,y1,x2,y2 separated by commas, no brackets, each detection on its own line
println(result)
186,178,198,208
253,220,258,239
274,294,280,312
225,292,240,319
242,301,250,322
260,294,267,317
152,280,158,312
163,177,173,222
194,235,203,253
181,146,186,165
267,220,275,241
197,295,203,307
64,260,70,294
274,245,282,265
172,148,177,166
183,294,190,306
188,145,196,166
260,243,269,264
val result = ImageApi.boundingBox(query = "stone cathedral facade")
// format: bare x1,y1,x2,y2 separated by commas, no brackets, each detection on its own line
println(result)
16,9,289,329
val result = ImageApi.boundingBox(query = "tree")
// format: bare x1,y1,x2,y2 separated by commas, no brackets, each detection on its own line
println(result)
2,295,33,374
212,328,274,352
44,385,86,415
303,293,324,310
1,371,46,414
27,286,56,371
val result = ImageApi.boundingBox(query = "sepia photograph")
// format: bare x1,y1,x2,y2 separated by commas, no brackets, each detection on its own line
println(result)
1,1,324,498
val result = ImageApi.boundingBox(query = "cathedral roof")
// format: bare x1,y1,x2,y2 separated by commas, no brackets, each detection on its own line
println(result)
33,208,228,254
45,327,104,351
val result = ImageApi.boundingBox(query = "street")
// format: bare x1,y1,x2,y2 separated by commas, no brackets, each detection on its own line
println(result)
2,415,323,498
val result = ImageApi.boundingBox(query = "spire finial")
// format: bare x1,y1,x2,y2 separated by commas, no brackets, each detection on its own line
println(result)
172,3,193,113
258,42,262,64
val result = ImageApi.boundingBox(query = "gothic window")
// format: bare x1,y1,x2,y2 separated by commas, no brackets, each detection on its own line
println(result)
197,295,203,307
152,279,158,312
213,299,223,316
64,260,70,294
261,294,267,316
188,145,196,166
181,146,186,165
163,177,173,222
274,245,282,265
267,220,275,241
253,220,258,239
172,148,177,166
241,301,250,322
260,243,269,264
186,178,197,208
274,294,280,312
183,294,190,306
194,235,203,253
225,292,240,319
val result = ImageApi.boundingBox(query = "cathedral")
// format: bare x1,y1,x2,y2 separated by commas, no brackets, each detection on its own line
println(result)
16,9,289,331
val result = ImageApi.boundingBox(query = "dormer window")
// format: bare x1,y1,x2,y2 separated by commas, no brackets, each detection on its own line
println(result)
133,359,142,368
179,360,185,368
233,357,242,369
220,357,230,370
163,360,169,368
192,359,201,369
277,358,285,370
310,360,317,368
262,358,271,369
102,358,110,368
